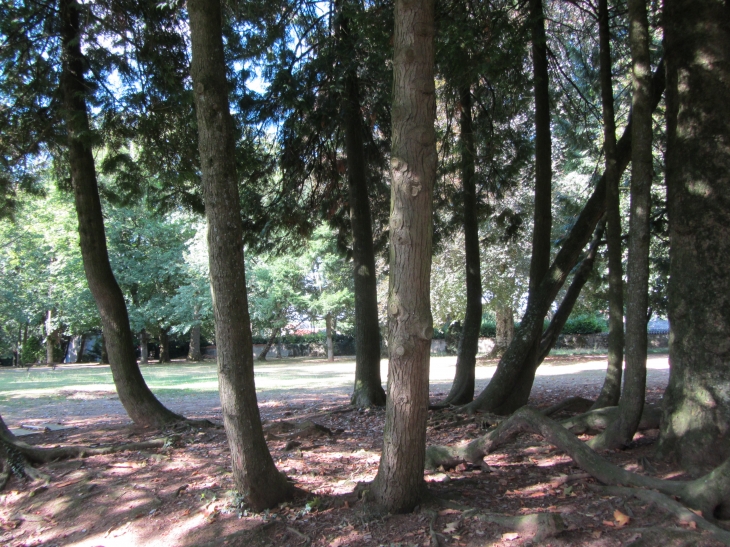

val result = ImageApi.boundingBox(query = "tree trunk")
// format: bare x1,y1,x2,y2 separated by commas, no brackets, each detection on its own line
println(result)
257,328,279,362
493,307,515,356
325,313,334,362
188,324,202,361
591,0,653,450
75,334,86,363
538,219,606,363
657,0,730,472
464,61,666,414
139,330,149,364
159,327,170,363
59,0,181,427
338,9,386,407
597,0,626,417
481,0,552,414
188,0,293,510
100,331,108,364
443,86,482,406
371,0,436,513
45,310,55,366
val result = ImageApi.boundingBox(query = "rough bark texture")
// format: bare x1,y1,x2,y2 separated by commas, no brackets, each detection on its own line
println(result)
188,324,202,361
598,0,625,414
371,0,436,513
188,0,293,511
444,86,481,406
425,407,730,522
657,0,730,472
339,10,386,408
499,0,554,413
464,62,666,414
592,0,653,450
538,220,605,363
59,0,181,428
139,330,149,364
493,307,515,357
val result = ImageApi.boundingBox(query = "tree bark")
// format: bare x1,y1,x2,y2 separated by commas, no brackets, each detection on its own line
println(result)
138,330,148,364
59,0,181,427
45,310,55,365
158,327,170,363
443,86,482,405
591,0,653,450
188,0,293,511
657,0,730,471
596,0,626,417
188,324,202,361
480,0,552,414
75,334,86,363
493,307,515,357
463,61,666,414
338,8,386,408
538,219,606,363
371,0,436,513
100,331,108,364
325,313,334,362
257,328,279,362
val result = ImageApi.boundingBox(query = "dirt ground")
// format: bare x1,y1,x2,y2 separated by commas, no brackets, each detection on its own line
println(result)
1,353,726,547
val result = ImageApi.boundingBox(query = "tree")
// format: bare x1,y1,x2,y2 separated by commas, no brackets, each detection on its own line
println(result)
591,0,653,449
59,0,182,426
371,0,436,513
656,0,730,471
187,0,293,510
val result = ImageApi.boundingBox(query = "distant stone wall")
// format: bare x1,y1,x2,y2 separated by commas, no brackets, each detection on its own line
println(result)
554,332,668,350
430,338,495,355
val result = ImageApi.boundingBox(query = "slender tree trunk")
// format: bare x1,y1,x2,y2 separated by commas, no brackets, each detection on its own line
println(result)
188,0,293,510
484,0,552,414
657,0,730,471
75,334,86,363
59,0,181,427
325,313,334,362
596,0,626,415
257,328,279,362
591,0,653,449
371,0,436,513
338,9,386,407
14,327,21,367
45,310,55,365
100,331,108,364
538,219,606,363
465,62,666,414
159,327,170,363
444,86,482,405
139,330,149,364
188,324,202,361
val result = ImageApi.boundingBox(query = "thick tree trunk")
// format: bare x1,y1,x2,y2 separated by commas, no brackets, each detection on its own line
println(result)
464,62,666,414
139,330,149,364
339,10,386,407
597,0,626,418
158,327,170,363
59,0,181,427
257,328,279,362
538,219,606,363
493,307,515,357
325,313,334,362
371,0,436,513
188,324,202,361
444,86,481,405
657,0,730,472
188,0,293,511
591,0,653,450
481,0,552,414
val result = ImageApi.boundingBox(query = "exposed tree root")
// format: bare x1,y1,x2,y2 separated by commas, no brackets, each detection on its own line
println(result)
424,406,730,522
592,485,730,546
541,396,595,417
560,404,661,434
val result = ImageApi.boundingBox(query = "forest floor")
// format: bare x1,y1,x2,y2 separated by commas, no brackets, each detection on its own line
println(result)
1,352,724,547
